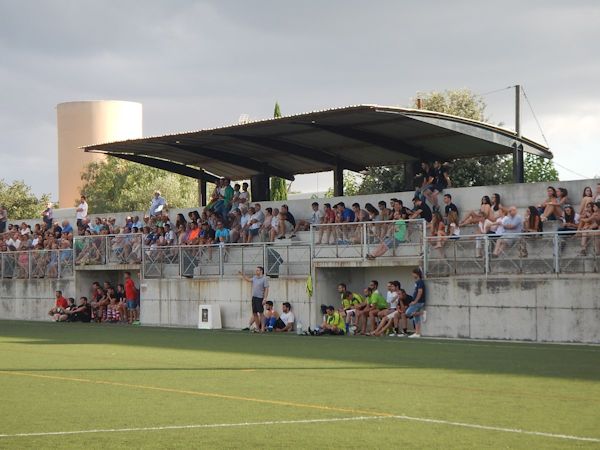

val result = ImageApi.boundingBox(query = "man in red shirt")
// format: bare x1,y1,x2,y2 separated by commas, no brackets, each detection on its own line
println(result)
48,290,69,321
124,271,138,324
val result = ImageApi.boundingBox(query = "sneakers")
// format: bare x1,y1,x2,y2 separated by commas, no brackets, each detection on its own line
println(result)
397,331,407,337
409,333,421,338
242,327,250,331
388,331,397,337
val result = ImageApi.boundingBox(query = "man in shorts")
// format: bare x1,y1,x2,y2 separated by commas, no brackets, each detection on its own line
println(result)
266,302,295,332
124,271,138,324
48,290,69,321
240,266,269,332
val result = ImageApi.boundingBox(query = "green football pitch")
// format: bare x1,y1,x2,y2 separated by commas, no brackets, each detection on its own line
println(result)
0,320,598,449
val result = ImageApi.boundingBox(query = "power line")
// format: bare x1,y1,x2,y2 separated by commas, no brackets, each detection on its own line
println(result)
551,161,591,180
521,86,550,148
478,85,513,97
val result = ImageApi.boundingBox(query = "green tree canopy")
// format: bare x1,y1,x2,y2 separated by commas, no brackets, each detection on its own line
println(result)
354,89,558,194
79,157,199,214
0,179,51,221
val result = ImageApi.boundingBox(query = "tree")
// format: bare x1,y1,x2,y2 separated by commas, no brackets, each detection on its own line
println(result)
270,102,288,201
79,157,199,214
325,171,362,197
355,89,558,194
0,179,51,221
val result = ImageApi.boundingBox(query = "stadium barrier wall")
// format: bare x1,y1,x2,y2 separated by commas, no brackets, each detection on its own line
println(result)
0,279,75,321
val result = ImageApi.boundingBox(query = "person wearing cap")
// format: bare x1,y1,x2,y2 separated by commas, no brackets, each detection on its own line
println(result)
149,191,166,217
317,306,345,335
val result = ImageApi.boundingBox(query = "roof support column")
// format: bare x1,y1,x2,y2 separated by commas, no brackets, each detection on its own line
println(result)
333,163,344,197
198,175,207,207
513,84,525,183
251,174,271,202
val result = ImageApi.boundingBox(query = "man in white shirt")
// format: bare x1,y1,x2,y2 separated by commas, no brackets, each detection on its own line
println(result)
76,195,88,229
292,202,324,237
149,191,166,217
493,206,524,256
271,302,295,332
245,206,264,243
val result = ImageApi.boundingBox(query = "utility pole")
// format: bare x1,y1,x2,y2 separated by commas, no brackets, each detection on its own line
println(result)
512,84,524,183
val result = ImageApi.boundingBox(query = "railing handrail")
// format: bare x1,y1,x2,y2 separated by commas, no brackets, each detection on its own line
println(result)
311,218,425,227
424,228,600,241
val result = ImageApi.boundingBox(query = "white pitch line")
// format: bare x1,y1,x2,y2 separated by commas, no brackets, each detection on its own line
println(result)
0,414,598,443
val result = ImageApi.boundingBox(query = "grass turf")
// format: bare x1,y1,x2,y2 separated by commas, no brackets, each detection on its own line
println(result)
0,320,598,449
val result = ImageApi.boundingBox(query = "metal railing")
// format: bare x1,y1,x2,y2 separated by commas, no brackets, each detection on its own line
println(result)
310,219,426,260
74,234,142,266
0,249,74,279
142,242,312,279
425,230,600,277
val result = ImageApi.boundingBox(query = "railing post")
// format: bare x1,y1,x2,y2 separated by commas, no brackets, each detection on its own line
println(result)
28,251,32,280
178,246,182,278
309,225,314,259
219,244,224,277
105,236,109,265
553,232,560,274
57,250,61,279
484,235,490,275
362,223,368,259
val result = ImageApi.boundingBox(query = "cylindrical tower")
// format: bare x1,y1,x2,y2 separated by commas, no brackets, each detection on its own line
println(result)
56,100,142,207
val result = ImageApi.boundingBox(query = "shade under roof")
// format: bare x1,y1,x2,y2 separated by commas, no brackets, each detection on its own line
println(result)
82,104,551,182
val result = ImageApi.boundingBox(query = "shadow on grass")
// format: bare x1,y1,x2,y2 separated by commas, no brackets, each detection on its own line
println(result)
1,320,599,382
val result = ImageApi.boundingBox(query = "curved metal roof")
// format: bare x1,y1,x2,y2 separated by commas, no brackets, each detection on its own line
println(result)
82,104,551,181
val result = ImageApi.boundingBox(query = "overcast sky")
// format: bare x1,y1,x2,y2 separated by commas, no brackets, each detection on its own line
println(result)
1,0,599,200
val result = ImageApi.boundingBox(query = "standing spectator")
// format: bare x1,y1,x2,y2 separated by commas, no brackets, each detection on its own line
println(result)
240,266,270,332
0,204,7,233
42,202,54,230
76,195,88,230
405,268,426,338
124,271,138,325
149,190,166,217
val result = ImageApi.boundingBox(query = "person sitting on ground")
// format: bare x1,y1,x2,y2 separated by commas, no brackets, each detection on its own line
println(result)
405,268,426,338
48,290,69,320
292,202,323,236
268,302,295,333
261,300,275,332
316,305,345,335
62,297,92,322
492,206,524,257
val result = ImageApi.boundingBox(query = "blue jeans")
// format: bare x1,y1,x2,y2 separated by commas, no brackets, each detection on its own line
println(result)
405,303,425,324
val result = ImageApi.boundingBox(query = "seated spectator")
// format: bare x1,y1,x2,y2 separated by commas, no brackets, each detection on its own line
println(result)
239,206,252,241
460,195,494,226
579,186,594,216
239,182,250,207
538,186,568,221
245,206,263,243
90,281,107,322
266,302,295,332
366,208,407,260
410,196,432,222
422,160,451,210
316,305,345,335
434,211,460,251
63,297,92,322
315,203,335,245
492,206,524,257
275,205,295,240
260,207,273,241
215,220,230,245
443,194,458,219
557,205,579,240
578,201,600,255
351,203,369,222
48,290,69,320
228,208,242,243
356,282,386,335
231,183,242,210
523,206,543,233
292,202,323,236
268,208,280,242
428,212,446,249
340,290,363,328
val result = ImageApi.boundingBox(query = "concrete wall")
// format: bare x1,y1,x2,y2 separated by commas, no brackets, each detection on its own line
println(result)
424,275,600,343
0,279,75,321
140,276,313,330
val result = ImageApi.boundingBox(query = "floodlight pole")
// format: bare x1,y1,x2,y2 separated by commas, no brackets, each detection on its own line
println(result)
512,84,524,183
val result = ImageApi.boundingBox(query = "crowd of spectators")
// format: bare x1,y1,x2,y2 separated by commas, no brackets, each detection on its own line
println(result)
2,177,600,269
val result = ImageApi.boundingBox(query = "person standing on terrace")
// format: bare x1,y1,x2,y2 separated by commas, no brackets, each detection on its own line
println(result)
76,195,88,230
149,190,166,217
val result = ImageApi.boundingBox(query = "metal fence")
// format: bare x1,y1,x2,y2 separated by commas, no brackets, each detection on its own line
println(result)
74,234,142,266
310,219,426,260
425,230,600,277
0,249,74,279
142,243,312,279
